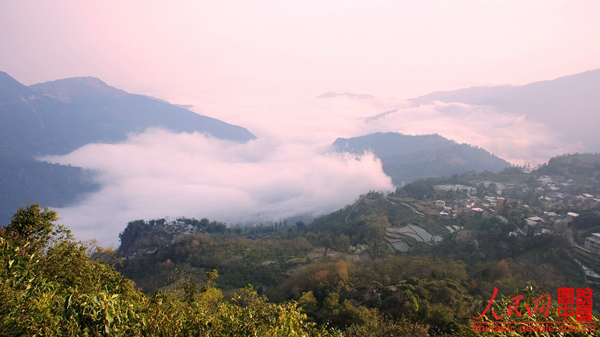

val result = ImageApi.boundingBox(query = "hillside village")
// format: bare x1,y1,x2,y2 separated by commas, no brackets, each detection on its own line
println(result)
430,176,593,238
421,155,600,289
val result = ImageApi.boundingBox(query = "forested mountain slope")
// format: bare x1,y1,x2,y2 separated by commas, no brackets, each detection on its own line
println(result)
333,132,510,185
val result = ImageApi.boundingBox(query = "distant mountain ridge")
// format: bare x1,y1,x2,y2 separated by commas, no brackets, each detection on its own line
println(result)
534,153,600,178
0,71,256,225
0,72,255,157
409,68,600,152
333,132,511,185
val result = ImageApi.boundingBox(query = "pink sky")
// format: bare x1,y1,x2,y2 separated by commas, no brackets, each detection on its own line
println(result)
4,0,598,150
2,1,599,101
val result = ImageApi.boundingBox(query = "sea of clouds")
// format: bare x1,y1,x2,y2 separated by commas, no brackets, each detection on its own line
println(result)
44,129,393,245
43,93,579,245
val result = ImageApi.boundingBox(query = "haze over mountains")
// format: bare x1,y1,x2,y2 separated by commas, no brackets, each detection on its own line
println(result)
349,69,600,166
1,68,599,244
409,68,600,154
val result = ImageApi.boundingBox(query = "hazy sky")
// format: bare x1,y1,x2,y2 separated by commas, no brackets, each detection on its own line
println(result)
2,1,599,101
2,1,600,244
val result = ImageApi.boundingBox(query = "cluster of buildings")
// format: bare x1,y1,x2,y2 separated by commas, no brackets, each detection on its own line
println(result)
433,177,597,242
536,175,600,208
433,194,506,220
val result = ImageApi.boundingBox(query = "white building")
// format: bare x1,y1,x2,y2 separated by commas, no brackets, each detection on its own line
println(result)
584,233,600,255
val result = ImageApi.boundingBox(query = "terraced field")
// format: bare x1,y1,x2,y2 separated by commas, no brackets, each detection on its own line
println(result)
377,196,461,252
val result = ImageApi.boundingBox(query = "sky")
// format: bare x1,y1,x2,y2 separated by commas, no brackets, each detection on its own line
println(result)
2,1,600,100
2,1,600,244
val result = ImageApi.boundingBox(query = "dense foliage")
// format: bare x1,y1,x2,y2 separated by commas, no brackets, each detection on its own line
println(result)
0,205,340,336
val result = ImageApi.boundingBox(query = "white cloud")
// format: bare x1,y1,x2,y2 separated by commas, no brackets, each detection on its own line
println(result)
43,128,393,245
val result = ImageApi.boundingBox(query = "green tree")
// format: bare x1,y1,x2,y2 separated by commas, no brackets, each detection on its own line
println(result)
5,204,57,245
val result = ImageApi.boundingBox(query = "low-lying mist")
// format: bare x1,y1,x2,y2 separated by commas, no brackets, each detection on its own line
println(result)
43,129,393,245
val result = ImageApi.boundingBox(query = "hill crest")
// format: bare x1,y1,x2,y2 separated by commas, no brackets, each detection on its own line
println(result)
333,132,510,185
